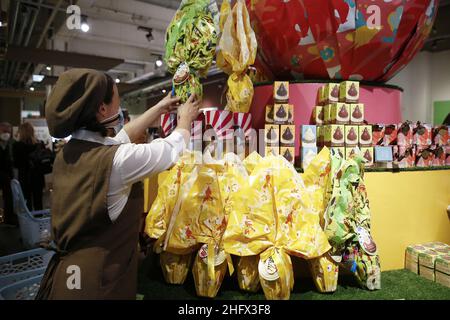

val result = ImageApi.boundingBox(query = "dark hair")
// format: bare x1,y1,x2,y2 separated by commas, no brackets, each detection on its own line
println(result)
84,73,115,136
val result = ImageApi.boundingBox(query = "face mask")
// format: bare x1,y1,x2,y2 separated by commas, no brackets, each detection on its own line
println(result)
0,133,11,142
100,108,124,136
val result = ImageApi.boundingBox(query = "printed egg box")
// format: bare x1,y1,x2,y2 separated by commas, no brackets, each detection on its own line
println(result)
330,103,350,124
339,81,359,103
435,255,450,288
433,125,450,146
397,122,413,147
345,125,359,147
280,125,295,146
324,125,344,147
358,125,372,147
301,125,317,147
301,147,318,170
413,122,432,146
324,83,340,104
274,81,289,102
273,104,292,124
350,103,364,124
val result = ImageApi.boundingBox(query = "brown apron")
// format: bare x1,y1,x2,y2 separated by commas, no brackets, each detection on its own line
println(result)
36,139,143,300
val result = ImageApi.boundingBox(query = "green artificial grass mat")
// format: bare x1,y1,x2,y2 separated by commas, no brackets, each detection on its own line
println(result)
137,253,450,300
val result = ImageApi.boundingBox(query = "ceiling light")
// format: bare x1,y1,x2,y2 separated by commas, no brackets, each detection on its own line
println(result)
155,58,163,68
32,75,45,83
115,78,121,84
81,15,90,33
29,87,35,92
162,89,167,94
46,66,52,71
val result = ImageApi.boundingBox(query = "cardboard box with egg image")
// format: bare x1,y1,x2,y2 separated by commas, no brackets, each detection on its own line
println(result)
350,103,364,124
360,147,374,167
393,145,416,168
345,125,359,147
383,124,398,146
324,83,340,104
358,125,372,147
265,105,274,124
280,125,295,146
397,122,413,146
415,145,434,167
265,124,280,146
433,125,449,146
325,125,345,147
413,122,432,146
274,81,289,102
301,125,316,147
345,147,359,160
330,103,350,124
301,147,318,169
339,81,359,103
372,124,385,146
265,146,280,157
432,145,446,166
273,104,290,124
280,146,295,164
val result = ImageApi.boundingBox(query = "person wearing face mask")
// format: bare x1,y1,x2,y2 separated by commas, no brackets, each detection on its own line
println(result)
35,68,200,300
0,122,16,226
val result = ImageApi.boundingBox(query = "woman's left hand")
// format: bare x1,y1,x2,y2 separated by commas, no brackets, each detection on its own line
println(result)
154,93,181,114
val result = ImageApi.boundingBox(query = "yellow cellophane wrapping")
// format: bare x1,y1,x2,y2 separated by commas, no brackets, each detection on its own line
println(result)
308,253,339,293
144,151,201,284
164,152,249,297
217,0,257,113
223,153,331,299
159,251,193,285
192,251,228,298
236,256,260,292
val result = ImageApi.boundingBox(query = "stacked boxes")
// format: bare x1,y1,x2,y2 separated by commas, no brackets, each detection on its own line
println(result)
313,81,373,167
265,82,295,163
372,121,449,168
435,255,450,288
405,242,450,287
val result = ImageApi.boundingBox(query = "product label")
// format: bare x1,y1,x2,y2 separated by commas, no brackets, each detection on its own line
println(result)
258,256,280,281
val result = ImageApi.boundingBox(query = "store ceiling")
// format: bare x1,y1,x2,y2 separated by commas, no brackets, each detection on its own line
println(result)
0,0,448,99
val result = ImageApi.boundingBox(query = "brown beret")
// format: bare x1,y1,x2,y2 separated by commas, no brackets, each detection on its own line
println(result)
45,68,108,138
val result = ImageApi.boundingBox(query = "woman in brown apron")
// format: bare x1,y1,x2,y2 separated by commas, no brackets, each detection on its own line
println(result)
36,68,200,300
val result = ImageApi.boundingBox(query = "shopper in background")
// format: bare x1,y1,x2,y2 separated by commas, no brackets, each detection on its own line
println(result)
36,68,200,300
0,122,16,226
12,122,46,211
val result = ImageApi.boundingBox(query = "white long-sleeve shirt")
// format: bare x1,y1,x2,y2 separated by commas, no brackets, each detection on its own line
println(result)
70,128,189,222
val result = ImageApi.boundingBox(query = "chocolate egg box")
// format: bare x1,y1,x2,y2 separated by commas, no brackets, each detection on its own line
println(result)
330,103,350,124
265,146,280,157
339,81,359,103
280,146,295,164
359,125,372,147
360,147,374,167
432,125,449,146
328,125,345,147
350,103,364,124
345,125,359,147
324,83,340,104
274,104,290,124
301,125,317,147
274,81,289,102
265,124,280,145
280,125,296,146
